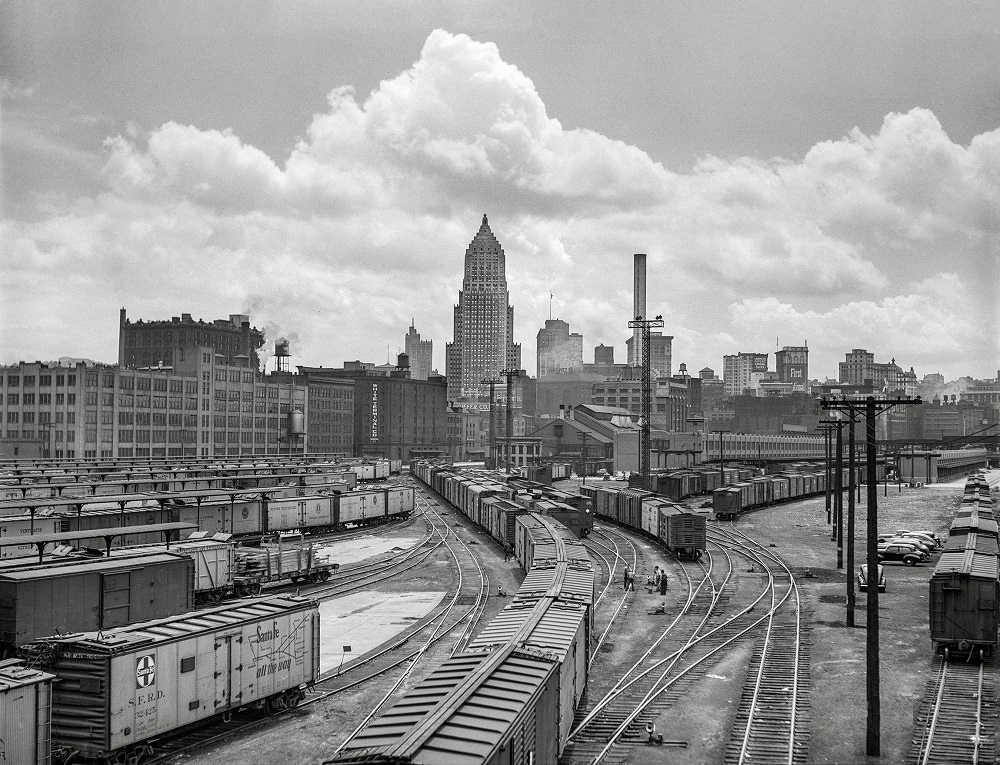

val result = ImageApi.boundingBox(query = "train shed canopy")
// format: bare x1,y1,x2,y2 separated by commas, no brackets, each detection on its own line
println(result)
0,522,198,562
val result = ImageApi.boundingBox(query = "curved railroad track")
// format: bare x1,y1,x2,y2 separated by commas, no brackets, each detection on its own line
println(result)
562,520,809,765
147,483,492,765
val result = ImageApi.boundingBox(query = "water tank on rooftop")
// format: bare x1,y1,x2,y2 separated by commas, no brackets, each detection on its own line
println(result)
288,408,305,436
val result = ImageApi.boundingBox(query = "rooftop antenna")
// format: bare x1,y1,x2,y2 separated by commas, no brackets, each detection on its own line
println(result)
549,292,553,321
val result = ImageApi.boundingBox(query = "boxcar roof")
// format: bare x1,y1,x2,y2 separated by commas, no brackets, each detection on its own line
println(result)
0,550,188,579
32,595,316,652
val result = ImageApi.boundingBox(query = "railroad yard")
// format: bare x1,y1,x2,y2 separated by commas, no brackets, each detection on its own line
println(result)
1,457,996,765
169,469,999,765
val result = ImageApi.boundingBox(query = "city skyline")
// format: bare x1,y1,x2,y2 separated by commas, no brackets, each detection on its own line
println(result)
2,3,999,382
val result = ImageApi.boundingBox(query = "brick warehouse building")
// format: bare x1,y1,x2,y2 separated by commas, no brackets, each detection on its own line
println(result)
119,308,266,370
298,362,449,462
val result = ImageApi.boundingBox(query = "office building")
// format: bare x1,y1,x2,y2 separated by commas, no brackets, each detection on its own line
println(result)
445,215,522,407
536,319,583,377
723,353,769,396
404,322,433,381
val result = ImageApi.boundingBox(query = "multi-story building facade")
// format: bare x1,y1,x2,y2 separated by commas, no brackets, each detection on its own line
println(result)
625,333,673,378
838,349,878,387
962,374,1000,415
0,356,306,460
118,309,265,370
723,353,768,396
591,374,688,432
774,346,809,392
536,319,583,377
445,215,522,407
404,322,433,381
298,373,355,457
298,362,449,462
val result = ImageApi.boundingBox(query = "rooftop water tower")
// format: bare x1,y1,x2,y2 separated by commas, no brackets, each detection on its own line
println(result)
275,338,290,373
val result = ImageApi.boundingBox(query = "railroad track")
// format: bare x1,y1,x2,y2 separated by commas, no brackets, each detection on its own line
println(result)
562,521,810,765
717,523,810,765
907,656,998,765
148,486,492,765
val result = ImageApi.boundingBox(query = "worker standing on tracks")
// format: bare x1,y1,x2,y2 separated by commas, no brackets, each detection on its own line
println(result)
659,567,668,595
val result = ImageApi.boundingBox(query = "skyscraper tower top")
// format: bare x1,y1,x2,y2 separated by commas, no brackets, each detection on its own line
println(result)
446,215,522,404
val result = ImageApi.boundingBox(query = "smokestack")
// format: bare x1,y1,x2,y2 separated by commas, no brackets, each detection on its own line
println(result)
632,253,647,366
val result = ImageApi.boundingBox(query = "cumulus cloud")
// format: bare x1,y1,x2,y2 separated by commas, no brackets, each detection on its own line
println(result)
2,30,999,379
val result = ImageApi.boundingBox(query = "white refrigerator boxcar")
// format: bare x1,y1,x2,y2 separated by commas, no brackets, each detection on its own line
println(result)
26,595,319,764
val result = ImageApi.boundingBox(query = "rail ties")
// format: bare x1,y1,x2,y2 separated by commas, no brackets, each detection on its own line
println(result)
908,656,997,765
725,620,811,765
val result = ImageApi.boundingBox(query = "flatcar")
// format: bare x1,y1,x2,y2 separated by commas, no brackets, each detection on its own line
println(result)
25,595,319,765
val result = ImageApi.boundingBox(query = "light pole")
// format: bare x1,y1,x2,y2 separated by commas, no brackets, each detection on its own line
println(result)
627,314,664,483
579,432,590,486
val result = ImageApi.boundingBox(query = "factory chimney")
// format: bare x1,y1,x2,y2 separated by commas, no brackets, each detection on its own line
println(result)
631,253,647,366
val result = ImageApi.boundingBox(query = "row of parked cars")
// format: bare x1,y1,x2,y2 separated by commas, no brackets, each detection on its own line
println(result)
859,528,945,592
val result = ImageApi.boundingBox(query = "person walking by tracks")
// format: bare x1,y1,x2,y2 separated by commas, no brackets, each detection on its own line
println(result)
623,564,635,591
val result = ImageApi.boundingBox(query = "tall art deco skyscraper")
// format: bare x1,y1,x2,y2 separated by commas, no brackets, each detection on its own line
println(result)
446,215,521,405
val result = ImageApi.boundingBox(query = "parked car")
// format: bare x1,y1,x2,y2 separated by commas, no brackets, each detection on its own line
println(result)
878,543,928,566
858,564,887,592
908,530,943,548
891,537,934,555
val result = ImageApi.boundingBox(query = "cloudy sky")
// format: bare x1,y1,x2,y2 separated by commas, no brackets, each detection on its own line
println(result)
2,1,999,382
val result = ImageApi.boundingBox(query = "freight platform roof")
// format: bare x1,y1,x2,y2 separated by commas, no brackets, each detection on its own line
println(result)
0,522,198,561
0,487,287,514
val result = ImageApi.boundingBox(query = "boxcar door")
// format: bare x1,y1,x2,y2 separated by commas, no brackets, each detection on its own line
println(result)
100,571,131,627
214,634,235,712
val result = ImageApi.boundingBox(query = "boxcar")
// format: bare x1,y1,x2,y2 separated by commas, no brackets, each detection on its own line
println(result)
0,515,62,559
0,552,194,652
929,548,1000,661
111,534,236,603
467,599,588,752
330,649,560,765
0,658,53,765
26,595,319,765
266,495,333,533
531,499,593,539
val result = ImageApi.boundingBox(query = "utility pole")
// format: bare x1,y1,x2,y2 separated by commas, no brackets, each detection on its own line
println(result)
818,423,834,524
579,432,590,486
627,314,663,482
820,418,845,564
501,369,521,474
847,411,858,627
822,394,920,757
481,377,500,469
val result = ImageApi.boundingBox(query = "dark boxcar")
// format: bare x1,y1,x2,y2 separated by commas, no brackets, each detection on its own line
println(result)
929,549,1000,660
0,552,194,650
